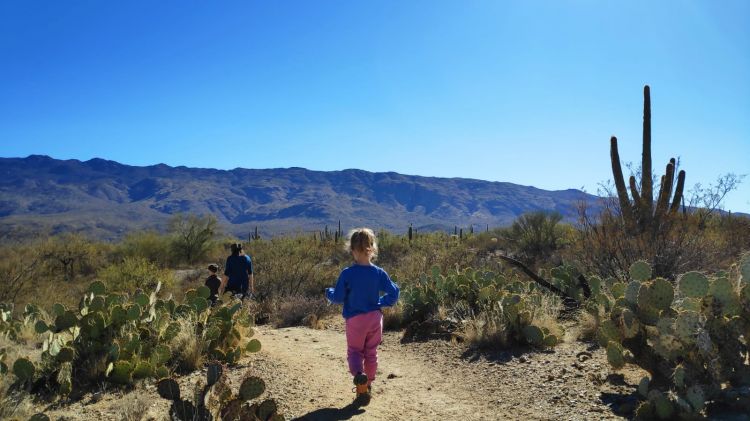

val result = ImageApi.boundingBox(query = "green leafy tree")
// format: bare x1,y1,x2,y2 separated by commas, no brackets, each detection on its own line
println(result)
168,214,219,264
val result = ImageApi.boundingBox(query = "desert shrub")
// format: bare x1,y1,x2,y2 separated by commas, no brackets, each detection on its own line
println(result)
168,213,219,265
170,316,205,372
506,211,568,265
575,200,716,280
386,232,485,282
382,303,404,331
98,256,175,293
39,233,108,282
464,230,510,255
402,268,563,348
0,243,42,305
271,295,333,328
248,237,343,297
118,230,175,267
120,393,150,421
574,309,600,342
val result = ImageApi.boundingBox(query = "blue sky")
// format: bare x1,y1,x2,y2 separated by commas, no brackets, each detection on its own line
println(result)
1,1,748,212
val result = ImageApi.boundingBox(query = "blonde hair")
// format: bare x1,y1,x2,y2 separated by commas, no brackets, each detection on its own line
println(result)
346,228,378,260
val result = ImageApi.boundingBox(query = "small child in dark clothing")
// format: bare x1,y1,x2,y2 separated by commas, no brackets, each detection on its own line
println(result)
205,264,222,305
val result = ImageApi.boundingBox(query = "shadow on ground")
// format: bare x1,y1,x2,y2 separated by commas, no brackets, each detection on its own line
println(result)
460,344,555,364
294,403,366,420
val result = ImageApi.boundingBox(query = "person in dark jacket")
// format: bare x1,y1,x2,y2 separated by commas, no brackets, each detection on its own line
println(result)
223,243,254,299
204,263,222,305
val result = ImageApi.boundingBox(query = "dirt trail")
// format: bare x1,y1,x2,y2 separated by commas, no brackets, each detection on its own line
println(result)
248,325,635,421
38,324,638,421
251,326,500,420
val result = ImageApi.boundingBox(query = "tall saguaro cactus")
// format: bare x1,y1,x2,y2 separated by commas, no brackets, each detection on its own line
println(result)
610,85,686,234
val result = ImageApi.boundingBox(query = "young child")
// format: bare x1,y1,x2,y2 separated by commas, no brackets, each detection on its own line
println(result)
204,264,222,305
325,228,400,406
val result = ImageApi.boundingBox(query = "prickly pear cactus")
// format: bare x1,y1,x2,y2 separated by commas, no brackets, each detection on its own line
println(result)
596,256,750,418
402,268,561,348
157,362,285,421
7,277,258,399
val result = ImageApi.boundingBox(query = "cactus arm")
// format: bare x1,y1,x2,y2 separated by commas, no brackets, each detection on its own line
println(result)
641,85,653,217
611,136,636,227
669,170,686,213
629,176,642,207
655,161,675,220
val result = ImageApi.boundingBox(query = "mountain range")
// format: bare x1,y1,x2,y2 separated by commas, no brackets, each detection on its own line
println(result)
0,155,600,241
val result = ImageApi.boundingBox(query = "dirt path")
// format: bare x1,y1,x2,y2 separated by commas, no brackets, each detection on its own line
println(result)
248,325,636,421
37,324,640,421
251,326,501,420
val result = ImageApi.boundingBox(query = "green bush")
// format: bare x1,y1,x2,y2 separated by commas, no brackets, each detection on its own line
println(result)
98,257,174,293
118,231,175,267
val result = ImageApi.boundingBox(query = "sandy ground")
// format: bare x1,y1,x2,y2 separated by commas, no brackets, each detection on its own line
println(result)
31,322,644,421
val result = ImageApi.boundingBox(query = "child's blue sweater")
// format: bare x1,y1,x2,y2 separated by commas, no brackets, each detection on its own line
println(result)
326,263,400,319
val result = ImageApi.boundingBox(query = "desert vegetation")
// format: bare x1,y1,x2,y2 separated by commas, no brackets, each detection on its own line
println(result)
1,86,749,419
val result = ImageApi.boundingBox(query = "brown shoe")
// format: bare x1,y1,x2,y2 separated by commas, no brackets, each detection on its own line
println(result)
352,373,371,406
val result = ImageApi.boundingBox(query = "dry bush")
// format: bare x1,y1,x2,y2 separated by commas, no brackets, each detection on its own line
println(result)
0,336,38,420
462,306,511,349
0,243,42,305
249,237,343,298
271,295,335,328
382,304,404,331
533,293,564,338
120,393,150,421
461,293,563,350
170,317,205,372
0,389,33,421
574,199,716,280
574,309,600,342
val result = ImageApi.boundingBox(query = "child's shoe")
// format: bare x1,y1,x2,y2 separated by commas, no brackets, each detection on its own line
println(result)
352,373,371,406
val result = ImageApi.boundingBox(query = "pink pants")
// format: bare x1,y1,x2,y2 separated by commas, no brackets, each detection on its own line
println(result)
345,310,383,385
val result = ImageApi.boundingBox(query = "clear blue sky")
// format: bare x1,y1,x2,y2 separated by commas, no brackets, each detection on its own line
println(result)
1,1,748,212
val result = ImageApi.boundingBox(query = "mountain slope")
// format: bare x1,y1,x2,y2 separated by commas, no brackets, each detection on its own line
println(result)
0,155,598,240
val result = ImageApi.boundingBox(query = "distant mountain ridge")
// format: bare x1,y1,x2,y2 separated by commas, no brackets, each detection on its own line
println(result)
0,155,600,241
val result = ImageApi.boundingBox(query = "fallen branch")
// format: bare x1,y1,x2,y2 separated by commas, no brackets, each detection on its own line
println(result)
495,254,585,308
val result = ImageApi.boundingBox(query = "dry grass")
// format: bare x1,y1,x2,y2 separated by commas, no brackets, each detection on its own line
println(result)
119,393,150,421
382,303,404,331
573,309,600,342
0,337,37,421
0,390,34,421
462,307,511,349
271,295,335,328
461,292,565,350
170,317,205,372
532,293,564,340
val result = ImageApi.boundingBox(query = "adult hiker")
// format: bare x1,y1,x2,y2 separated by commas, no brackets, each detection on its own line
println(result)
223,242,255,299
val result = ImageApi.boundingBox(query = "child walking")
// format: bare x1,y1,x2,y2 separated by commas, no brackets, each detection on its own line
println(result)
325,228,400,406
204,264,222,305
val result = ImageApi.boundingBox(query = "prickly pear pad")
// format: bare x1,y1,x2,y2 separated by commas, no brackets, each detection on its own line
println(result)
606,342,625,369
677,272,709,298
629,261,652,282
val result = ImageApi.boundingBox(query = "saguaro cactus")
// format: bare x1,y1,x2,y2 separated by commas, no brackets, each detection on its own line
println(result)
610,85,686,234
